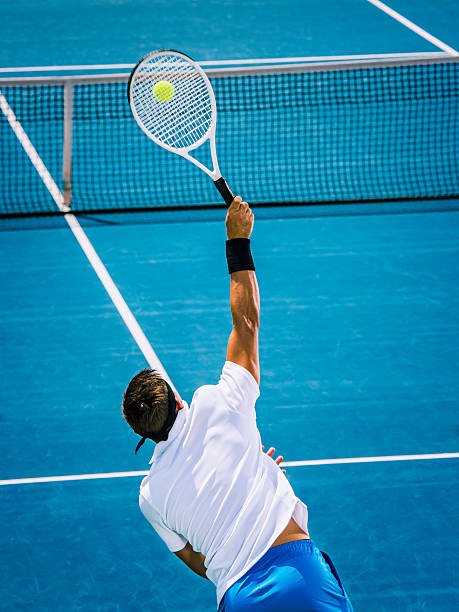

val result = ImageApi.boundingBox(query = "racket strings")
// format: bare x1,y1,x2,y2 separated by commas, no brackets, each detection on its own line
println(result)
152,100,212,148
131,53,213,149
135,78,211,148
150,94,210,139
153,89,211,147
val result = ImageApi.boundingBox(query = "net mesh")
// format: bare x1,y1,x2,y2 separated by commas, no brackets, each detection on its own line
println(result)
130,52,213,149
0,85,63,214
0,59,458,216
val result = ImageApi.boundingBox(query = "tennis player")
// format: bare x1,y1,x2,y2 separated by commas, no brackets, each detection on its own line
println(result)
122,197,354,611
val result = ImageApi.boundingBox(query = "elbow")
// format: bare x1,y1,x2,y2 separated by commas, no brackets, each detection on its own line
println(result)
232,312,260,332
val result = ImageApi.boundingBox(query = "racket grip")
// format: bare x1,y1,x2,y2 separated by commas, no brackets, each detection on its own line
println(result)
214,177,235,206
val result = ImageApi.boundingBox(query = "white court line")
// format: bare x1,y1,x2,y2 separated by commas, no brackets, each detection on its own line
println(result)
367,0,458,55
2,86,458,488
0,472,148,486
0,52,449,73
0,89,176,392
1,453,458,486
282,452,459,467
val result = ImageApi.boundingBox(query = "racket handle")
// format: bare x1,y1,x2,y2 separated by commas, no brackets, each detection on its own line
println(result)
214,177,235,206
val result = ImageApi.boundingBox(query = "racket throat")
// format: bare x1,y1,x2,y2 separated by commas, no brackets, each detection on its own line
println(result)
185,148,234,205
185,139,218,177
190,139,235,206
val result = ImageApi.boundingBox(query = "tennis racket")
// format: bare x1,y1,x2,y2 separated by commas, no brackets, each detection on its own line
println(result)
128,49,235,206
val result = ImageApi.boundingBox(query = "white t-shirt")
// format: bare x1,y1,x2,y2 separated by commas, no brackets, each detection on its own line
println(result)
139,361,309,607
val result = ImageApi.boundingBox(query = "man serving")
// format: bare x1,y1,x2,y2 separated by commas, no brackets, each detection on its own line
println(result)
122,197,354,611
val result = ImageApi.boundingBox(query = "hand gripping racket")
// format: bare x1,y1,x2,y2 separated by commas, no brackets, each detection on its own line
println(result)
128,49,235,206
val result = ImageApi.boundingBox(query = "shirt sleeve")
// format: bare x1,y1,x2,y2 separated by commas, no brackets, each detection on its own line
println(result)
139,493,187,553
216,361,260,417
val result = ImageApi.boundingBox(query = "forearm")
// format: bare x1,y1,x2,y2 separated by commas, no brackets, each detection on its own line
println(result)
230,270,260,329
225,197,260,383
188,551,208,579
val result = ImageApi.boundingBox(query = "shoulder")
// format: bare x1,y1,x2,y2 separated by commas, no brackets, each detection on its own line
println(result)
138,484,157,519
217,361,260,413
190,362,260,416
219,361,260,395
139,472,156,506
191,383,217,403
193,363,259,401
189,384,220,414
222,360,259,387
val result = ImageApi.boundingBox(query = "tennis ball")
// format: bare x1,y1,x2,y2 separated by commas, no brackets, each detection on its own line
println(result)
153,80,175,103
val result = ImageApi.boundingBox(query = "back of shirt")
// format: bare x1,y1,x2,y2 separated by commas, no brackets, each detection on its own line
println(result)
139,361,308,607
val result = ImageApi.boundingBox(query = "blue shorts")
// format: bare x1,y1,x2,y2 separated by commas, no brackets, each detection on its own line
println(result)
218,539,354,612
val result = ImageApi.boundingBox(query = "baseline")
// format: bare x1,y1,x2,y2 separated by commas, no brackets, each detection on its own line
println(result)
1,453,458,486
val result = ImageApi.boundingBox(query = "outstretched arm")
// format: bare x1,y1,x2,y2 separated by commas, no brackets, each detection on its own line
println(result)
225,197,260,385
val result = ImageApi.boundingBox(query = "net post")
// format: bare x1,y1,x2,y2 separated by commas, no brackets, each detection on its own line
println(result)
63,81,73,207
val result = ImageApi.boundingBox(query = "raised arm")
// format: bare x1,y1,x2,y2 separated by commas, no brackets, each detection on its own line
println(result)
225,197,260,385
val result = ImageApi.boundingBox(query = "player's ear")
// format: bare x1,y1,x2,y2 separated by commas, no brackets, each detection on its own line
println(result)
175,394,184,410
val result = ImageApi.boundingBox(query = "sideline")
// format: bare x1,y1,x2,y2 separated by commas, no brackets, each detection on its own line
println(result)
367,0,458,56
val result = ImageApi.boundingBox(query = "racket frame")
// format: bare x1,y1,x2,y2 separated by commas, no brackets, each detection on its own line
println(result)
128,49,223,181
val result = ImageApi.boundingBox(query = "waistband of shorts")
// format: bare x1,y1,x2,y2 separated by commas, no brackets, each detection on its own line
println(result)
220,539,320,604
257,538,317,564
271,539,316,553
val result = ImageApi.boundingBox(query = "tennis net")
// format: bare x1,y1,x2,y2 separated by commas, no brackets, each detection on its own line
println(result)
0,55,458,216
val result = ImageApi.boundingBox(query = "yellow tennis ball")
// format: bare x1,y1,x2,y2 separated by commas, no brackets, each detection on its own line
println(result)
153,80,175,103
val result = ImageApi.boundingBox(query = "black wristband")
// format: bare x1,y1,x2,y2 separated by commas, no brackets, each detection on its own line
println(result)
226,238,255,274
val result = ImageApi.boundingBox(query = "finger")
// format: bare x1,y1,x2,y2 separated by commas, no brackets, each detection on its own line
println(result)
266,447,275,456
261,445,264,451
275,455,283,465
282,470,286,474
230,196,242,209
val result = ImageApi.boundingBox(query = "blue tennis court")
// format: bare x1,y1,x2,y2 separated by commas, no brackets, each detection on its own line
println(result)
1,2,458,611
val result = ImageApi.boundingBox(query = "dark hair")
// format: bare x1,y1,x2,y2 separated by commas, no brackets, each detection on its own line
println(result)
122,369,169,436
